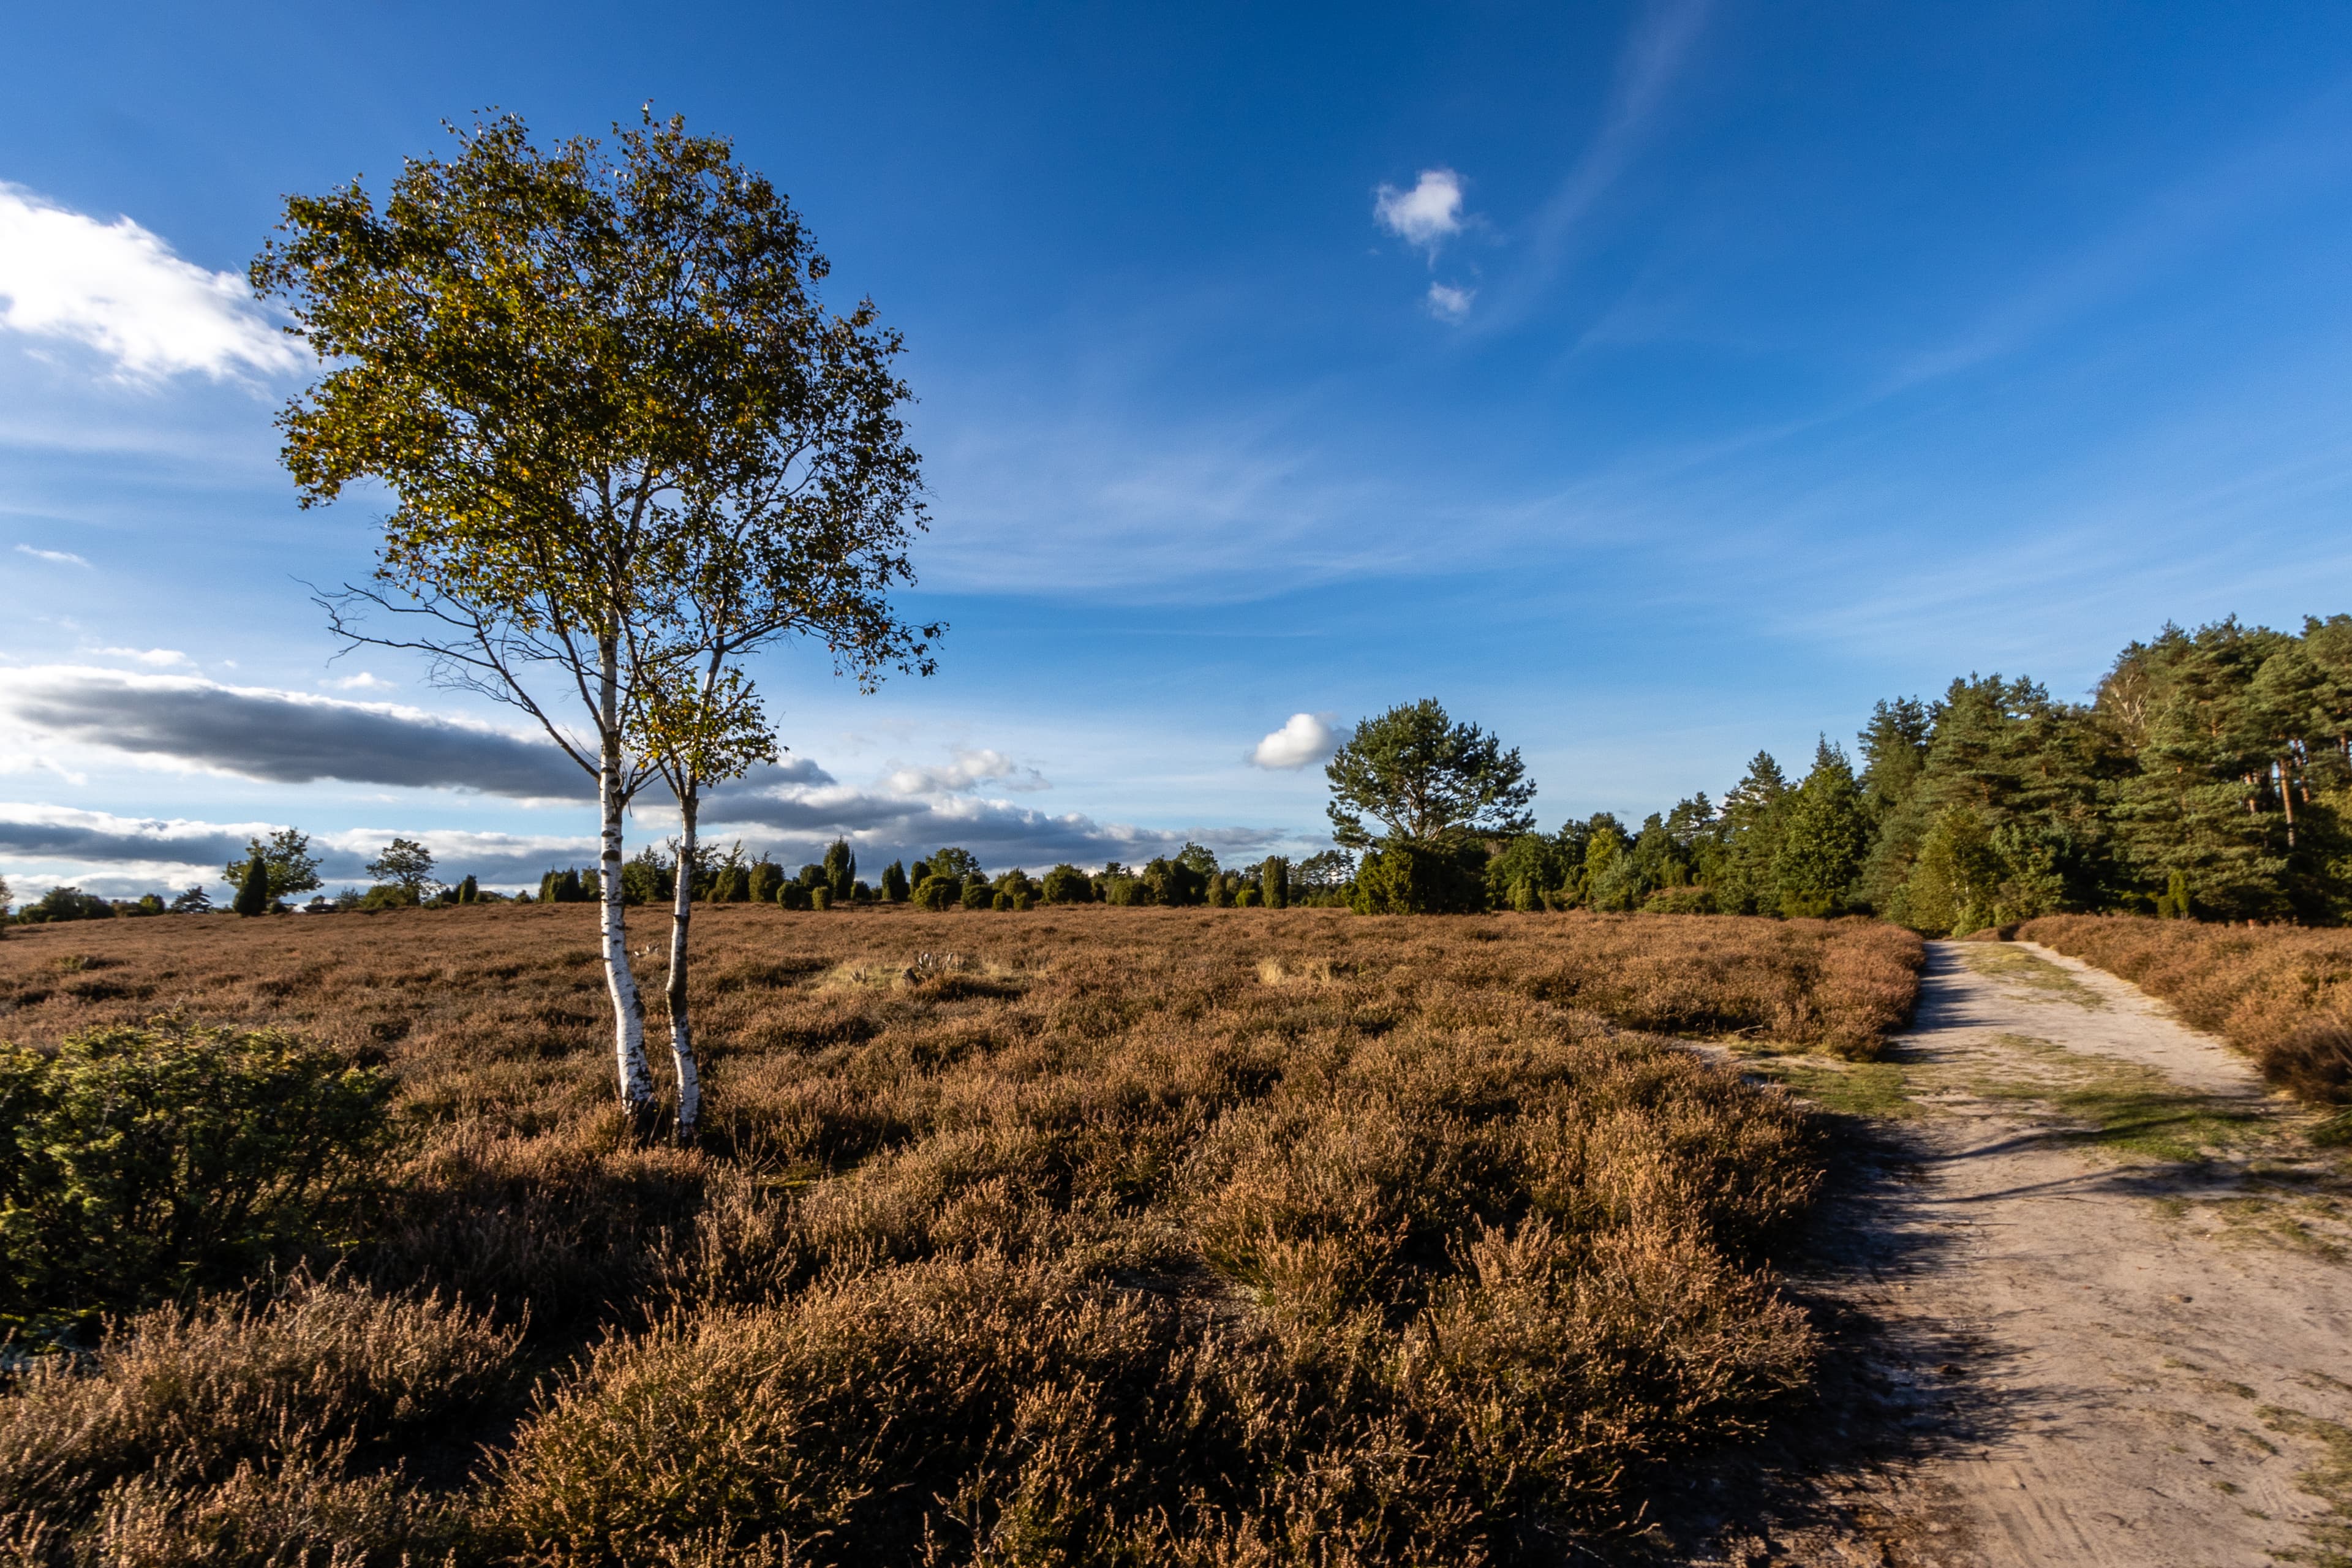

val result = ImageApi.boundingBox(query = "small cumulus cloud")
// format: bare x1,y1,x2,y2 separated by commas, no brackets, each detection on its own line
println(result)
96,647,189,667
0,182,303,382
881,747,1051,797
1374,168,1467,254
14,544,89,567
1250,712,1346,770
1426,282,1475,323
321,671,395,691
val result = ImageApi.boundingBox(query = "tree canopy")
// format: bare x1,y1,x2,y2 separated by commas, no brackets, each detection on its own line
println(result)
1325,699,1537,850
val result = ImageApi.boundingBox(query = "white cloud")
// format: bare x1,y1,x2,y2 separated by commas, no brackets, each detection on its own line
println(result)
1250,712,1346,770
0,182,303,381
14,543,89,567
96,646,189,667
1374,169,1467,253
322,671,395,691
881,747,1051,796
1426,282,1475,322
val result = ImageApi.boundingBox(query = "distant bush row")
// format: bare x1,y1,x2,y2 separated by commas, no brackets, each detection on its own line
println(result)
526,840,1362,914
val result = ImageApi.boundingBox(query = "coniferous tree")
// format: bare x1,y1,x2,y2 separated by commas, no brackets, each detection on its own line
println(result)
880,861,911,903
1259,855,1289,910
823,839,857,903
233,855,271,918
1772,741,1872,918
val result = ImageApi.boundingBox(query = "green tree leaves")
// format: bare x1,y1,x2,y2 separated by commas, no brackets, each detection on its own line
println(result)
1325,699,1534,853
0,1022,394,1340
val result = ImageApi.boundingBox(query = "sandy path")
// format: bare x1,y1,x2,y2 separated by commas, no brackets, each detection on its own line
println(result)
1685,939,2352,1568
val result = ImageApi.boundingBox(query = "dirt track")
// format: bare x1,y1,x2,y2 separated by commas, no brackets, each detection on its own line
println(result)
1685,939,2352,1568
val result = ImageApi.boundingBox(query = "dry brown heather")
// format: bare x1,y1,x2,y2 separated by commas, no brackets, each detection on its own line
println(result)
0,907,1921,1566
2019,914,2352,1104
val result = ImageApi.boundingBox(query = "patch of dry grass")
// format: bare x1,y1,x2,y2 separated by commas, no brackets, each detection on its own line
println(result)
0,907,1921,1564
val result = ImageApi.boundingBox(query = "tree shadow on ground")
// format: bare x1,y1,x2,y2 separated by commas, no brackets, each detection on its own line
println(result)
1637,1095,2011,1566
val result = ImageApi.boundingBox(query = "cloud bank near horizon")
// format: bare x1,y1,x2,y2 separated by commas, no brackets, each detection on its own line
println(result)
0,666,594,799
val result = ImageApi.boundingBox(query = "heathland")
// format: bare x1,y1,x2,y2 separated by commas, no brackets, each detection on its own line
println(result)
1,905,1921,1567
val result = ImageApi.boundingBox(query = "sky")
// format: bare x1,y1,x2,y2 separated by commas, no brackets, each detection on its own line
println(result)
6,1,2352,900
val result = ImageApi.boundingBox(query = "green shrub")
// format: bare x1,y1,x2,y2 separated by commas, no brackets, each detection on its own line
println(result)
16,888,115,924
823,840,857,905
1141,855,1208,907
540,868,592,905
0,1022,396,1341
1012,891,1035,912
1259,856,1289,910
990,891,1011,912
960,881,992,911
1643,886,1719,915
777,881,811,912
359,883,417,913
1102,875,1148,907
1041,864,1091,904
913,875,959,912
1350,841,1488,914
1237,886,1260,908
810,887,831,913
746,859,782,905
232,856,271,919
880,861,910,903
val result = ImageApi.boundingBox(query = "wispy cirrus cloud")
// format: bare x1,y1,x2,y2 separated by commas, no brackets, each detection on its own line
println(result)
1476,0,1714,331
0,182,303,382
13,543,89,567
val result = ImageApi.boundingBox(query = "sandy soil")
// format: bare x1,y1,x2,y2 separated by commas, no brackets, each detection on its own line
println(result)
1675,938,2352,1568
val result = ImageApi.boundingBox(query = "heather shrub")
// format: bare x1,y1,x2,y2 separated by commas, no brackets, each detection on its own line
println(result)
0,905,1912,1561
0,1022,396,1338
0,1277,513,1564
2259,1025,2352,1104
2021,914,2352,1102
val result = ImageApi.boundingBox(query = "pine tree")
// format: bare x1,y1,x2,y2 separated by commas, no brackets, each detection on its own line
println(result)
1708,756,1789,915
233,855,271,918
1772,741,1872,918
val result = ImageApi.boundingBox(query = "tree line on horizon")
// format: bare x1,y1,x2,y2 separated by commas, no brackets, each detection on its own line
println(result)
1373,612,2352,930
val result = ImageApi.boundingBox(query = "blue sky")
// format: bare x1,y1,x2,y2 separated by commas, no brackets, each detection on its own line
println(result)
6,1,2352,898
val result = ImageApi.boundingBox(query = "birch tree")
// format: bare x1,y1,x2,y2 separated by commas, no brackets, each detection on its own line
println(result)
638,409,938,1140
254,111,911,1128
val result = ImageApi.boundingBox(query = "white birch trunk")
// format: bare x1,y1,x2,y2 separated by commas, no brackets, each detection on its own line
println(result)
597,643,655,1122
666,785,702,1142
